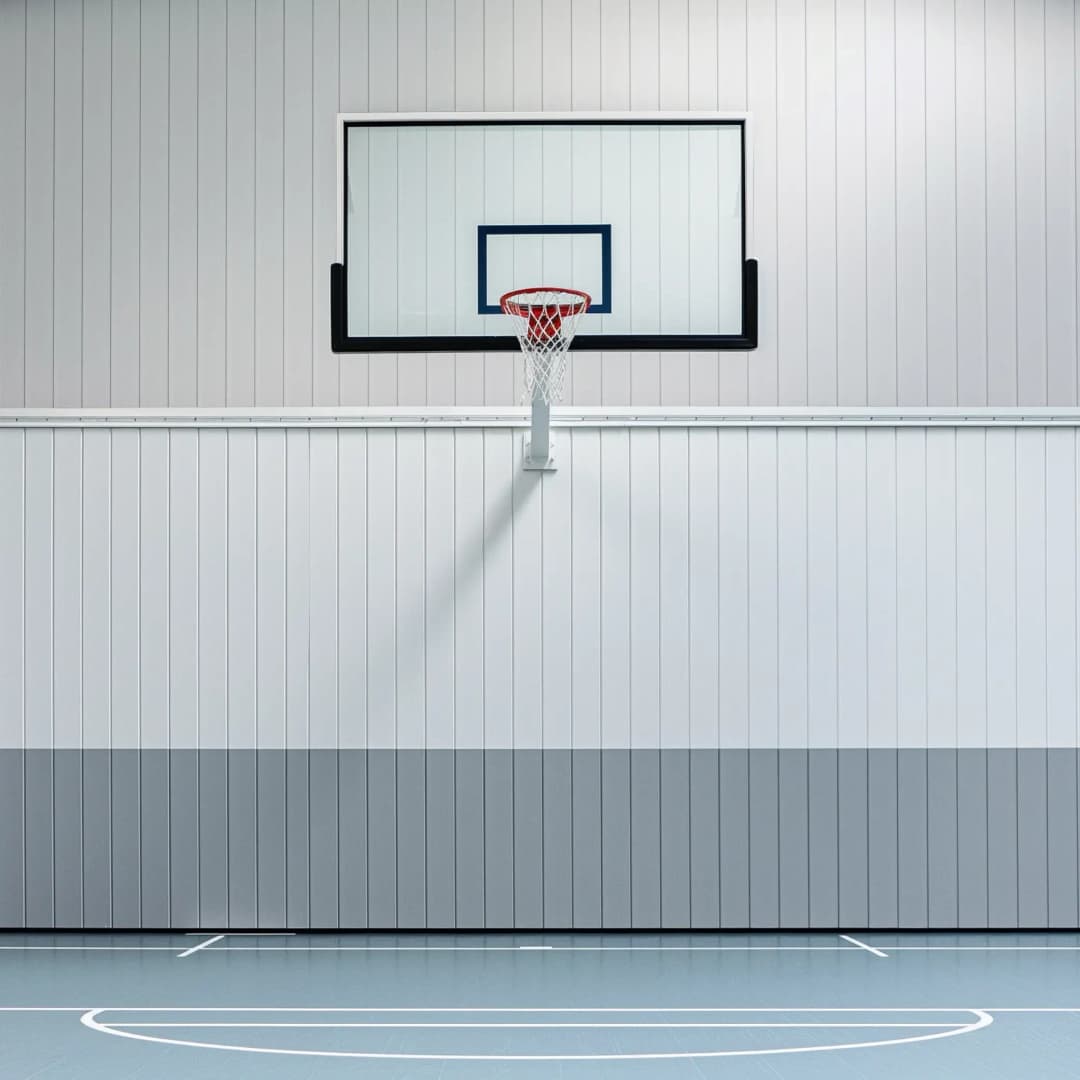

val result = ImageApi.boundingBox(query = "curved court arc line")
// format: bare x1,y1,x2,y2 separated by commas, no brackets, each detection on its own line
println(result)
79,1007,994,1061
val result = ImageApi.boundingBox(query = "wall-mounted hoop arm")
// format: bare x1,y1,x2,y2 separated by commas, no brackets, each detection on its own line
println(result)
500,287,591,470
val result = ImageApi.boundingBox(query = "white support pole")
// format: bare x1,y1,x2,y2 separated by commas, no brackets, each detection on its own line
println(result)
523,396,555,470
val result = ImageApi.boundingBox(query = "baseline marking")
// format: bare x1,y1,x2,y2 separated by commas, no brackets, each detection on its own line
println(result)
177,935,226,959
8,939,1080,955
841,935,889,958
885,946,1080,951
191,944,863,952
0,946,182,952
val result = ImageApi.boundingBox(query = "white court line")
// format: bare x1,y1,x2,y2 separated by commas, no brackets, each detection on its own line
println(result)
840,935,889,958
0,947,182,951
884,946,1080,951
3,943,1080,954
27,940,1067,954
0,1005,1072,1013
177,935,226,959
0,944,864,953
80,1007,994,1062
198,945,861,952
0,1005,1075,1014
5,938,1080,955
70,1006,989,1013
109,1021,962,1029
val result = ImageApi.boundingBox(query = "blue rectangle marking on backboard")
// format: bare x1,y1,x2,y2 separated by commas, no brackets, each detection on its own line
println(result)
477,224,613,315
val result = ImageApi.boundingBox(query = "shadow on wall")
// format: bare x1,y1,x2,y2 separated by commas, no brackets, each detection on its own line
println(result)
364,446,543,736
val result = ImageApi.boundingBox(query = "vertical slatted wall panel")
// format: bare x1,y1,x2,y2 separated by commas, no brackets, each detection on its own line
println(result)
0,419,1079,928
1,0,1078,409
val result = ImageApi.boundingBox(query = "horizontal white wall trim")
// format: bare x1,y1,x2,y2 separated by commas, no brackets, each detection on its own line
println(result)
6,408,1080,430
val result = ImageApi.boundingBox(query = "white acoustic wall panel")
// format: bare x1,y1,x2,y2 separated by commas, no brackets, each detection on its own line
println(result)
1,413,1078,753
1,0,1077,408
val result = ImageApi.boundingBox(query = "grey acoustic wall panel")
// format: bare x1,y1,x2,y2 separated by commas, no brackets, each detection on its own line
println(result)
1,412,1079,929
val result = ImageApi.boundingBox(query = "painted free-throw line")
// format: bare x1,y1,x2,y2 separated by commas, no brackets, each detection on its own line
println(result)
840,935,889,958
177,935,226,959
193,944,864,952
75,1006,980,1013
109,1020,962,1029
6,1002,1080,1010
4,1006,1080,1013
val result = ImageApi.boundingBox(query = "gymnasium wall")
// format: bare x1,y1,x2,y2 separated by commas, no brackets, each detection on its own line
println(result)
2,0,1080,929
1,0,1078,409
2,412,1079,929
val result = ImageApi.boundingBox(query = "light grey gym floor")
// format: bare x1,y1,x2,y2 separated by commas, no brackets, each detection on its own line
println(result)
2,932,1079,1077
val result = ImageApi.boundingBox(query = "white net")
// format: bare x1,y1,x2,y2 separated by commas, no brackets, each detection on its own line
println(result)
500,288,591,404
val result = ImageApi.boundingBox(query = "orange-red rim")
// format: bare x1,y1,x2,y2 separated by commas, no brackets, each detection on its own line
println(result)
499,286,592,315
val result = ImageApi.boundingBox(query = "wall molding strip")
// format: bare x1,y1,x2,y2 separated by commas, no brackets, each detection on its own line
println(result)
4,407,1080,429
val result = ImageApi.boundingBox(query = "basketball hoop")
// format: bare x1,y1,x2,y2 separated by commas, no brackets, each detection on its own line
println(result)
500,287,591,406
501,286,591,471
